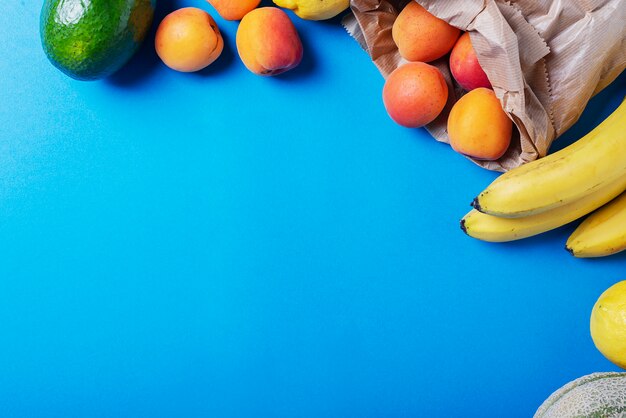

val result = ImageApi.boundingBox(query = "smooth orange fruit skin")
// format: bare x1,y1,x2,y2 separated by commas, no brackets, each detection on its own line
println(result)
236,8,303,76
383,62,449,128
447,88,512,160
392,2,460,63
155,8,224,73
207,0,261,21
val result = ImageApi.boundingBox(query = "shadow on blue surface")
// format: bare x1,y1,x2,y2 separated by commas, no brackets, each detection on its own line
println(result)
106,0,180,86
273,25,318,81
194,30,237,78
107,0,323,85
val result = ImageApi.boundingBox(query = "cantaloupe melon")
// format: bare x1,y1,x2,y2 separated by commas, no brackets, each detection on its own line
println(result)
534,372,626,417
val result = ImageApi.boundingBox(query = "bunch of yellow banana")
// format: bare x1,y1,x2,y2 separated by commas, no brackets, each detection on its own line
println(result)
461,97,626,258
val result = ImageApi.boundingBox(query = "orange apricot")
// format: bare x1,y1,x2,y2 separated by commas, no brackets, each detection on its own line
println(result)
207,0,261,21
155,8,224,73
447,88,512,160
392,2,460,63
382,62,449,128
236,8,303,76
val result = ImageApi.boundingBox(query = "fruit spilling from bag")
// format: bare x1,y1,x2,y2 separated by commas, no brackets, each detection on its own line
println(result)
462,97,626,258
381,2,512,161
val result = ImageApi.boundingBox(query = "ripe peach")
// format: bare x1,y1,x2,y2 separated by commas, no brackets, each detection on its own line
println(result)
450,32,491,91
447,88,512,160
392,2,460,63
236,7,303,76
206,0,261,21
382,62,448,128
155,8,223,72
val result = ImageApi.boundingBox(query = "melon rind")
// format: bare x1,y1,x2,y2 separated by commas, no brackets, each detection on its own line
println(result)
534,372,626,418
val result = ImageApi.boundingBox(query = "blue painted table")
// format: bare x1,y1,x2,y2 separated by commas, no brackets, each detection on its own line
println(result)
1,1,625,416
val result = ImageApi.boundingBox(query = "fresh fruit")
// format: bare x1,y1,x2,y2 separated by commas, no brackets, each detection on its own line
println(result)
449,32,491,91
155,8,223,73
591,281,626,369
447,88,511,160
567,192,626,258
40,0,155,80
472,98,626,218
392,2,460,63
534,372,626,418
236,8,303,76
461,175,626,242
382,62,448,128
273,0,349,21
207,0,261,20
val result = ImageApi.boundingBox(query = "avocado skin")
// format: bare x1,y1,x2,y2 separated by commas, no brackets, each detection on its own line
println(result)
41,0,156,81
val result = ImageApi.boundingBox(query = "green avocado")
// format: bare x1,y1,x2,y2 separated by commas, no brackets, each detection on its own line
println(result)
40,0,156,80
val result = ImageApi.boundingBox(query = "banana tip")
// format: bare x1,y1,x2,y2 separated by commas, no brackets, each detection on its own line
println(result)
565,245,575,256
471,197,482,212
460,219,467,235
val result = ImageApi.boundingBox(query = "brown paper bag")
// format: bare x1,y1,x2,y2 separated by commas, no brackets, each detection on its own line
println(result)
343,0,626,171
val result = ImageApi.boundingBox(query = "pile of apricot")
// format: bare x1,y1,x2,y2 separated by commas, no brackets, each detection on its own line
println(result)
383,2,512,161
153,1,511,161
155,1,303,76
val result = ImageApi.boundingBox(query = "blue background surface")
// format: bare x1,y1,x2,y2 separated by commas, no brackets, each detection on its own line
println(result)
2,1,626,416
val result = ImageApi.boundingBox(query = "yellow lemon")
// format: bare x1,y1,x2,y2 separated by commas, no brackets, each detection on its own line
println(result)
273,0,349,20
590,280,626,369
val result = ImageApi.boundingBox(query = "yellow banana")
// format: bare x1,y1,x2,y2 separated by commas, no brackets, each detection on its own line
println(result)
273,0,349,20
461,175,626,242
566,191,626,258
472,97,626,218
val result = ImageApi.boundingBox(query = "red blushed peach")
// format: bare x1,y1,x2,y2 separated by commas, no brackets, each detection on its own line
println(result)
236,7,303,76
450,32,492,91
382,62,449,128
392,2,460,63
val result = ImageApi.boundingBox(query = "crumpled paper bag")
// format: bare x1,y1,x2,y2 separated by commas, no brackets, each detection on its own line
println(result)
343,0,626,171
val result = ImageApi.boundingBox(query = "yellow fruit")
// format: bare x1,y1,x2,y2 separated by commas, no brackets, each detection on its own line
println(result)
461,175,626,242
590,281,626,369
566,191,626,258
473,97,626,218
273,0,349,20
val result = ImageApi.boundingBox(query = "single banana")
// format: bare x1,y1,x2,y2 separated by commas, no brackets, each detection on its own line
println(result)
472,97,626,218
461,175,626,242
566,191,626,258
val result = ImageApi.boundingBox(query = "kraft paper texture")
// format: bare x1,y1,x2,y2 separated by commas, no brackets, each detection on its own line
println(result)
344,0,626,171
